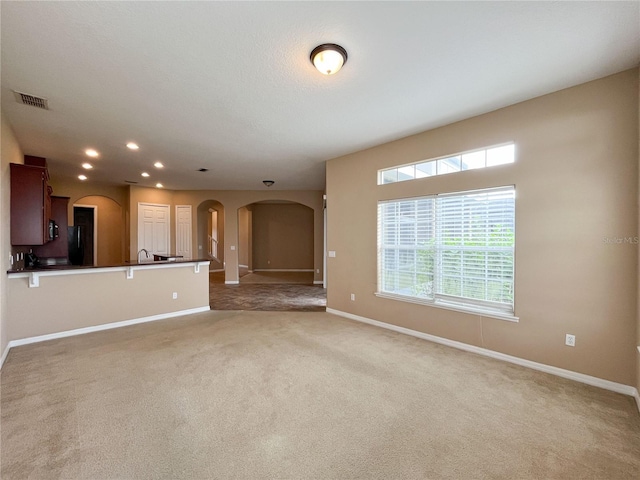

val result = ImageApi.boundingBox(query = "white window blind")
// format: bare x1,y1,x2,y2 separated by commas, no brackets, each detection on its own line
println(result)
378,186,515,316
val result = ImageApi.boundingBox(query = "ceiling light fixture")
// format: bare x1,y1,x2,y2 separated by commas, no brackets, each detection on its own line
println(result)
154,162,164,168
263,180,275,187
85,149,99,157
141,172,150,177
156,183,163,188
310,44,348,75
82,163,93,170
78,174,87,181
126,142,139,150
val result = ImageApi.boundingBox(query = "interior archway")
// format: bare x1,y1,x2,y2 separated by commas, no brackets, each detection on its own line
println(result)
196,200,225,272
237,200,314,284
74,195,124,265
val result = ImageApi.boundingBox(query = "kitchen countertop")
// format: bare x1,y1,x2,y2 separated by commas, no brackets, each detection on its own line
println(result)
7,258,211,274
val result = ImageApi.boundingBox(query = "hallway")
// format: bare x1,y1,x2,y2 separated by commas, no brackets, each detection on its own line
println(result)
209,271,326,311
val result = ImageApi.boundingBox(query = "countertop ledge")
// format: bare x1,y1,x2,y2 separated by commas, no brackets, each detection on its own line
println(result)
8,258,211,275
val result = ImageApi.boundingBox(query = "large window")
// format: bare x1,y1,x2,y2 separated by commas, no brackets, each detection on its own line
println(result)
377,186,515,318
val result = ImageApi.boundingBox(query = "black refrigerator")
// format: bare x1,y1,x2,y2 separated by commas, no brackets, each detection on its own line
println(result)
68,226,85,265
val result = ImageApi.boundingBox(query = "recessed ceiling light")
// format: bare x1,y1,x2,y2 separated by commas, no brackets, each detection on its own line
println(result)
78,174,87,181
126,142,139,150
156,183,163,188
154,161,164,168
82,163,93,170
141,172,150,177
85,149,99,157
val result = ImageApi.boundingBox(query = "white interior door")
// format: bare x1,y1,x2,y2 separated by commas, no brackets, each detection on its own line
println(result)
138,203,170,256
176,205,192,260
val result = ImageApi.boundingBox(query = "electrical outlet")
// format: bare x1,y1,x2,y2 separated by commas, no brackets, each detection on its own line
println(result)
172,292,178,300
316,269,320,274
350,293,355,301
565,334,575,347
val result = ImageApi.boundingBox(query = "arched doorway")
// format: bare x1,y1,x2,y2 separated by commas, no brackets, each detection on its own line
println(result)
196,200,225,272
237,200,314,284
74,195,124,265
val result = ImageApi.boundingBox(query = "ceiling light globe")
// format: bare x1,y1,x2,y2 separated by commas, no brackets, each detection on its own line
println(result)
311,44,347,75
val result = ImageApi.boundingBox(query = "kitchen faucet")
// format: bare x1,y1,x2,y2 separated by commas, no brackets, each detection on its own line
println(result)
137,248,151,263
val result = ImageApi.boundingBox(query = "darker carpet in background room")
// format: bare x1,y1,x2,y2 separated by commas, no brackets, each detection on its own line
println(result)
210,283,326,311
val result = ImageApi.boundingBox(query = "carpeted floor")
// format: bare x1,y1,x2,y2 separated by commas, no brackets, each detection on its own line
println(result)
2,310,639,479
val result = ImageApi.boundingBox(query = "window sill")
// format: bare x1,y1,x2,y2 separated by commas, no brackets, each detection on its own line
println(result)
374,292,519,323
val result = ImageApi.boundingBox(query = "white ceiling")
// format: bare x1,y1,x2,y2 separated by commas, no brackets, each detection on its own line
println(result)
2,1,638,191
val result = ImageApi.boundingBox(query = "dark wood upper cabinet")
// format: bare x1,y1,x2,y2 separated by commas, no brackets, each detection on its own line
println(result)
32,196,70,258
10,162,52,246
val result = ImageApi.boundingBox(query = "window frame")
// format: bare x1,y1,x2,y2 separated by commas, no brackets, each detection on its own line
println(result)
378,142,515,185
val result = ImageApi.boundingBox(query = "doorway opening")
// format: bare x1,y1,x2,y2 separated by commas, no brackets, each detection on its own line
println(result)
237,200,314,285
197,200,225,273
72,205,97,266
209,209,219,261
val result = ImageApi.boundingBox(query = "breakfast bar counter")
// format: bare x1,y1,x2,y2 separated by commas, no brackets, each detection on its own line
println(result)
5,259,211,347
8,258,211,287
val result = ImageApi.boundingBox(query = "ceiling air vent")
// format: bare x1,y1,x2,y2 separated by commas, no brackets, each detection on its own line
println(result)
13,90,49,110
125,180,139,184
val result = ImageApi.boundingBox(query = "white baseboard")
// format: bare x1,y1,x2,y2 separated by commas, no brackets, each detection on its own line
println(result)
0,343,10,369
313,280,324,285
326,308,640,412
253,269,314,272
3,306,211,356
239,264,249,269
225,280,239,285
209,269,224,273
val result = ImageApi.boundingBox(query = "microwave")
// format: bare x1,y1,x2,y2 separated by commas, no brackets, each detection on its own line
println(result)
48,219,59,241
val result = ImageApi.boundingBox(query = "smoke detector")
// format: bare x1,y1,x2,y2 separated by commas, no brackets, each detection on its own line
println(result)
13,90,49,110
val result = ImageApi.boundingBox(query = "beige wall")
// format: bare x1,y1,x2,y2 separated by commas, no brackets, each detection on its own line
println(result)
7,264,209,340
251,203,314,270
327,69,639,386
1,112,24,358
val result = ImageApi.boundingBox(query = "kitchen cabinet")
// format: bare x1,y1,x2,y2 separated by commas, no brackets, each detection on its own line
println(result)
10,162,52,246
33,196,70,259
